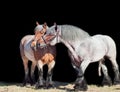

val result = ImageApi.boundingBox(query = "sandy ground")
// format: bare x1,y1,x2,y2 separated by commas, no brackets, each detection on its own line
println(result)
0,81,120,92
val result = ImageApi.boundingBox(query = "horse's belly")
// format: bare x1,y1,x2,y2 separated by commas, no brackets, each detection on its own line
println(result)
25,51,35,61
91,54,105,62
79,40,106,62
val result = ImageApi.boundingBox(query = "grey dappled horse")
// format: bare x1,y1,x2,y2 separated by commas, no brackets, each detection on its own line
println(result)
45,24,120,91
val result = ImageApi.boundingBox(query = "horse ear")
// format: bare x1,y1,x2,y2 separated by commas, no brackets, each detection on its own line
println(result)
54,22,57,31
36,21,40,25
54,22,56,26
43,22,47,29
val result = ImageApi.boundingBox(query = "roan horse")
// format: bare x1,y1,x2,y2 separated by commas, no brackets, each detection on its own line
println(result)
45,24,120,91
19,22,56,88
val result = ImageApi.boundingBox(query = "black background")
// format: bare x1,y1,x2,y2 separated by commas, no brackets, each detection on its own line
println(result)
1,1,120,85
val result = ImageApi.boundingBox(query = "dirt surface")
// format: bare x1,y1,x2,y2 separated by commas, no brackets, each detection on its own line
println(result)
0,81,120,92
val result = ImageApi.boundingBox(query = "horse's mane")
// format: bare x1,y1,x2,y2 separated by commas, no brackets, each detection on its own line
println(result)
47,24,90,41
61,25,90,41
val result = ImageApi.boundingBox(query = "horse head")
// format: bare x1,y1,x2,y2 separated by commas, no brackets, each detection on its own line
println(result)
45,23,61,45
31,22,49,50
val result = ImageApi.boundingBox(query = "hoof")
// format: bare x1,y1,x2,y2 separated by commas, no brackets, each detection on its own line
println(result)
102,77,112,86
113,80,120,85
102,81,112,86
35,82,45,89
46,84,55,89
21,83,26,87
74,78,88,91
74,83,88,91
35,84,45,89
21,81,27,87
30,80,36,86
102,79,112,86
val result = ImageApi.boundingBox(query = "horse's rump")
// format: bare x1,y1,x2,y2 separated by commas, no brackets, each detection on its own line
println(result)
75,34,116,62
20,35,35,60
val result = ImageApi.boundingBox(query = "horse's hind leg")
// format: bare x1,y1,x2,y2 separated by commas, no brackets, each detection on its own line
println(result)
101,61,112,86
46,60,55,88
30,61,37,85
109,58,120,85
107,38,120,85
22,57,30,86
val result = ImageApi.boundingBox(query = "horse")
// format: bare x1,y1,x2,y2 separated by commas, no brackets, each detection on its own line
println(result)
19,23,56,88
44,24,120,91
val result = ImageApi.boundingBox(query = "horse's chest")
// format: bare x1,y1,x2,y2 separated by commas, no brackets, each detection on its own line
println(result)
33,47,56,63
41,53,54,64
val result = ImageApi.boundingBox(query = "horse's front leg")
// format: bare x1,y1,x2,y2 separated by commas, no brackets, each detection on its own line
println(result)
74,60,90,91
46,60,55,88
35,60,44,89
